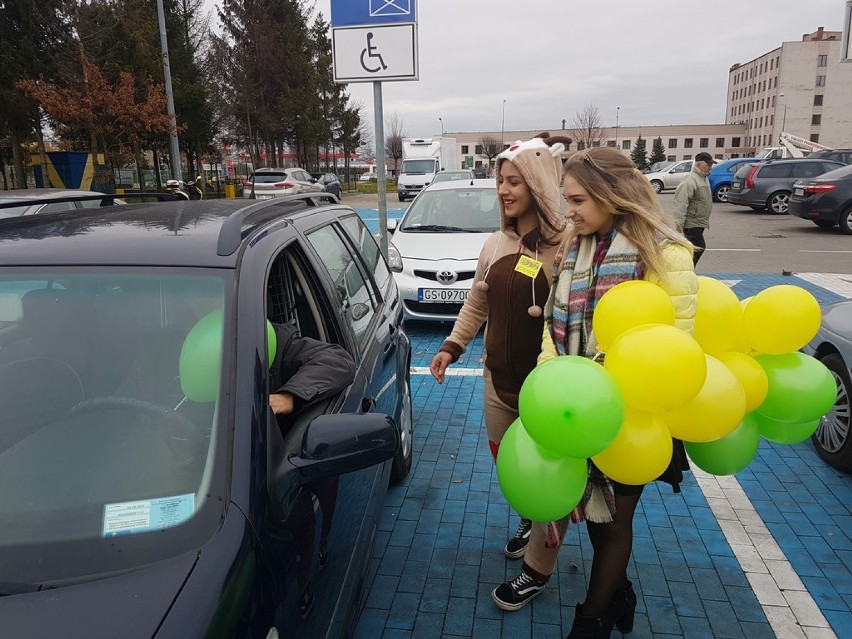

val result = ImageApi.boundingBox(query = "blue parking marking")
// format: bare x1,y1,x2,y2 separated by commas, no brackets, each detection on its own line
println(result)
356,272,852,638
354,207,406,235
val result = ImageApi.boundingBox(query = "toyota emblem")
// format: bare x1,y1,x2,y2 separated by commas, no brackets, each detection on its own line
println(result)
436,270,458,285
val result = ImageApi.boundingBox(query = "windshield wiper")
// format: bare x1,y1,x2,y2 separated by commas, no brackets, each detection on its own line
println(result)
403,224,475,232
0,580,53,596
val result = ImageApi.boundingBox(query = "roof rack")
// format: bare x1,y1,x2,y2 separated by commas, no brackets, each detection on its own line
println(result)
216,192,340,256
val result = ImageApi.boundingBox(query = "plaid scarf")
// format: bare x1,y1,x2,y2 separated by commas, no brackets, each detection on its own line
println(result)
545,228,643,523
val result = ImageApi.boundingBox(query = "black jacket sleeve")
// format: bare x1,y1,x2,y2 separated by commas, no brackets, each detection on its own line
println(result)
271,323,356,407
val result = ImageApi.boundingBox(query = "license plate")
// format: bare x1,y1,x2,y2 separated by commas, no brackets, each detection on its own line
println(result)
256,195,273,200
418,288,469,303
794,187,804,197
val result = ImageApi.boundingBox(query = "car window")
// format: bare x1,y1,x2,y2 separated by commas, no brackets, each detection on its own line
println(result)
401,188,500,232
306,225,377,347
819,162,844,174
671,162,691,173
757,163,792,178
252,172,288,184
791,163,823,178
729,162,745,173
0,203,34,218
340,215,390,296
40,201,77,213
295,171,312,182
0,271,227,552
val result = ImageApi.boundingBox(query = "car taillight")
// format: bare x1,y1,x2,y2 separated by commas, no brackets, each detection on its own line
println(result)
274,181,294,188
803,184,837,195
243,181,253,188
745,166,760,190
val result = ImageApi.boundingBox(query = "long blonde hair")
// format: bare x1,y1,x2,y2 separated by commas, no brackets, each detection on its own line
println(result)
562,147,689,278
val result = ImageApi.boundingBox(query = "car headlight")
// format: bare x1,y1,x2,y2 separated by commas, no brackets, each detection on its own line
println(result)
387,242,403,272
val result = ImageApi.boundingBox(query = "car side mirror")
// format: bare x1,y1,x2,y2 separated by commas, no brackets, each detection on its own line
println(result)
387,218,398,233
351,302,370,322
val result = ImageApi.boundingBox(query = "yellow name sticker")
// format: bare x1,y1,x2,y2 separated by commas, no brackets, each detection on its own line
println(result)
514,255,543,279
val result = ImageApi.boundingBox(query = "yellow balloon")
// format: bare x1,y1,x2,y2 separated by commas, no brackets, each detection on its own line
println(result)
593,408,673,485
604,324,706,413
664,355,747,443
742,285,821,354
717,351,769,413
592,281,676,352
693,277,744,356
730,297,754,353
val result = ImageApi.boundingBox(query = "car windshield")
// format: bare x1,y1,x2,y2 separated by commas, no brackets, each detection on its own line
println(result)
0,269,229,584
401,188,500,232
251,172,287,184
401,159,436,174
432,172,472,183
0,202,33,218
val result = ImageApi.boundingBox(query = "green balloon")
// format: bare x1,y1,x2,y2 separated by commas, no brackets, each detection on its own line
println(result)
267,320,277,365
179,309,223,403
754,352,836,424
496,419,588,522
518,356,625,459
684,413,760,475
752,411,820,444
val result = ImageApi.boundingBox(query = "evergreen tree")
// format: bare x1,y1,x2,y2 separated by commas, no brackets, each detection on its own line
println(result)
649,136,667,166
630,135,648,170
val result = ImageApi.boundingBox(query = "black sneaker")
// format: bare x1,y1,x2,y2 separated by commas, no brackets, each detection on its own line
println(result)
299,586,315,620
491,570,547,611
504,518,532,559
317,546,329,572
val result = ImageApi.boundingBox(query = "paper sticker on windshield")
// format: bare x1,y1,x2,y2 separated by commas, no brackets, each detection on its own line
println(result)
514,255,543,279
102,494,195,537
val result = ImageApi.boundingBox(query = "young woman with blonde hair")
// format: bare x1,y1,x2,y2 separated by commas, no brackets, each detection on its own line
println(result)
540,147,698,638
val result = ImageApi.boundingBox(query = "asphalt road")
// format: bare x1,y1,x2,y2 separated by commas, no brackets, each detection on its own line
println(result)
344,190,852,277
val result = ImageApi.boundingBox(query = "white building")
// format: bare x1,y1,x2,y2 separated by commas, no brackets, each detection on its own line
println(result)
726,27,852,154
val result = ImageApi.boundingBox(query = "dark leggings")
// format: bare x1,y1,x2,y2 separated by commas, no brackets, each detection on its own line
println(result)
582,487,644,617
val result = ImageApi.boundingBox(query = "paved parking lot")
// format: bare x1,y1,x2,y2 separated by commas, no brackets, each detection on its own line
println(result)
347,261,852,638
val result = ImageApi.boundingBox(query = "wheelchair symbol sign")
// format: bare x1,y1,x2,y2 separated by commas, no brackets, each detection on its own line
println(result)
332,23,418,83
360,32,387,73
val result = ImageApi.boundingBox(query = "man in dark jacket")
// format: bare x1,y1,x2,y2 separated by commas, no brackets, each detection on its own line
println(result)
268,322,355,416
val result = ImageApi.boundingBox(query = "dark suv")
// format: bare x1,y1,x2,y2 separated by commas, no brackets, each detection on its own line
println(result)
806,149,852,165
0,194,413,638
728,158,844,214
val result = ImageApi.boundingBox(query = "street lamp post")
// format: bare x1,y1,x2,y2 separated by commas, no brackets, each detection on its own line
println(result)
438,117,443,137
615,106,621,148
500,99,507,149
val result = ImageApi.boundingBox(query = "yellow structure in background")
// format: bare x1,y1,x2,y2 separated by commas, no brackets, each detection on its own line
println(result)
223,184,236,198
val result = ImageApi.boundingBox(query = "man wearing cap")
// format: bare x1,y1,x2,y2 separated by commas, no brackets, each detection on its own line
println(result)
673,151,716,265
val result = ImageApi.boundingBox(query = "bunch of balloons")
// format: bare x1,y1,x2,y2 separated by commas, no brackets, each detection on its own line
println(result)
496,278,836,522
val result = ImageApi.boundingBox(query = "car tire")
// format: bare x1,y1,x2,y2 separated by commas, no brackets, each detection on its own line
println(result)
390,383,413,483
767,191,790,215
840,205,852,235
813,220,836,229
713,184,730,203
811,353,852,472
398,194,406,203
650,180,663,193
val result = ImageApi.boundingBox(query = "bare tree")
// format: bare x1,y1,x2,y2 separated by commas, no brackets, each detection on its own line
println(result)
569,103,605,151
384,112,406,176
477,135,501,174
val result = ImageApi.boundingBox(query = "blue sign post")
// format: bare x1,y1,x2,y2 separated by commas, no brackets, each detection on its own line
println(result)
330,0,416,27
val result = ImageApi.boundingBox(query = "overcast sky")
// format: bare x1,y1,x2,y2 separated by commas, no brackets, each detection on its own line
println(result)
208,0,849,138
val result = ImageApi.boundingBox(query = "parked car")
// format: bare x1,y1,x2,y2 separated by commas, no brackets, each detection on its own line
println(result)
803,300,852,471
472,167,487,179
242,167,323,199
806,149,852,165
314,172,342,198
644,159,694,193
642,160,675,175
728,158,845,214
386,179,500,321
707,158,759,203
431,169,474,184
789,163,852,234
0,193,413,638
0,189,124,217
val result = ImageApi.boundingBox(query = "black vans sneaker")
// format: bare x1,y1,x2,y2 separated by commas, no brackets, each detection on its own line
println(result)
504,518,532,559
491,570,547,611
